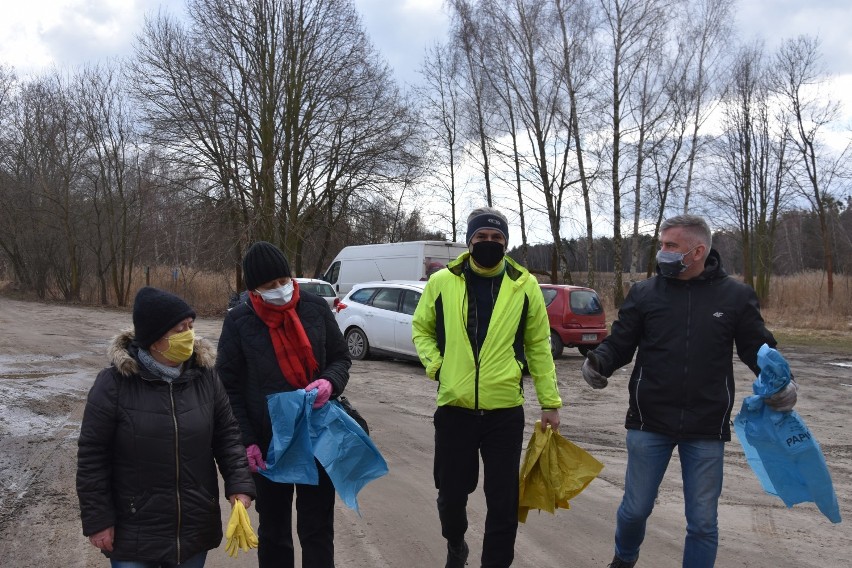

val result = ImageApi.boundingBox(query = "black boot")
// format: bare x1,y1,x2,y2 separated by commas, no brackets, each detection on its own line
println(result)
607,555,637,568
446,540,469,568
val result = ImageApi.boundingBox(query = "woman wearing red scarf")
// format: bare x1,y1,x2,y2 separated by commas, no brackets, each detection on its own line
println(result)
216,241,351,568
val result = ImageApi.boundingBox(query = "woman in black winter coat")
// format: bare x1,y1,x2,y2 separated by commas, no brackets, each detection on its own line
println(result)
76,287,255,568
216,241,351,568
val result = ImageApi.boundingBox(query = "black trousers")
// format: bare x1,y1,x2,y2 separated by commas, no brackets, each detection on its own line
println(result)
254,460,335,568
433,405,525,568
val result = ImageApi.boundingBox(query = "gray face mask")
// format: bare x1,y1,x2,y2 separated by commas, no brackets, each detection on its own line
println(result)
257,281,294,305
656,247,697,278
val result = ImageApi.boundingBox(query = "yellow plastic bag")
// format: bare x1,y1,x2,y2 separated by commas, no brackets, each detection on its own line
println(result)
518,421,604,523
224,500,258,557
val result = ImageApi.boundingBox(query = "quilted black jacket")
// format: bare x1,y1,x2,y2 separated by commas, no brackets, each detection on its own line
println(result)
591,250,776,441
215,290,351,454
76,331,255,564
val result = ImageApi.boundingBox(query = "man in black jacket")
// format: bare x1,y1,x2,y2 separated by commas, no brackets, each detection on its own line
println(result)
581,215,798,568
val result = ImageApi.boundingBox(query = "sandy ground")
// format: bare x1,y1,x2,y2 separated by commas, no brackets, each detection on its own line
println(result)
0,296,849,568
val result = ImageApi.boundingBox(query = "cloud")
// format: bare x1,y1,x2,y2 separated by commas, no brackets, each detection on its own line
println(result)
354,0,449,85
0,0,183,73
736,0,852,75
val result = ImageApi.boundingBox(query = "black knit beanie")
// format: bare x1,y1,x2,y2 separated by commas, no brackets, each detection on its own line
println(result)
132,287,196,349
243,241,291,290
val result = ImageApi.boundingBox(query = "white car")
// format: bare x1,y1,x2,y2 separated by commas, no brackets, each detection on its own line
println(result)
335,280,426,361
294,278,339,309
227,278,339,311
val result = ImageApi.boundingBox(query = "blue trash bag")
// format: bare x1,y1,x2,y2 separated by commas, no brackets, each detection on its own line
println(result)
310,398,389,514
261,390,388,514
261,390,320,484
733,344,841,523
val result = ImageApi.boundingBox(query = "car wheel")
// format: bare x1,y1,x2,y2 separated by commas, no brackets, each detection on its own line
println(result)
550,330,564,359
345,327,370,360
578,344,597,357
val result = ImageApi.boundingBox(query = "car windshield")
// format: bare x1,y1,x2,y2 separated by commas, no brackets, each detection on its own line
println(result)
570,290,602,315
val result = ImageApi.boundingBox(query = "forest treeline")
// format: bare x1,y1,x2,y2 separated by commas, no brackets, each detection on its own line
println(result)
0,0,849,309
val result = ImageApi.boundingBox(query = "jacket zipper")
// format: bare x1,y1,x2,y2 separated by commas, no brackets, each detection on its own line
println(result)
170,383,181,563
474,287,480,410
678,285,692,436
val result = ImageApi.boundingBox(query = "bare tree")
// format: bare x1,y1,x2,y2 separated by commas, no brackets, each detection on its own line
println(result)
599,0,671,305
448,0,497,206
1,72,92,300
680,0,734,213
710,44,793,299
555,0,601,287
418,42,465,242
133,0,418,289
773,35,848,302
76,62,146,306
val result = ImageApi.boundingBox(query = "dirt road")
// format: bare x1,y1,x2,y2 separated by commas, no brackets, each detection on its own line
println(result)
0,297,849,567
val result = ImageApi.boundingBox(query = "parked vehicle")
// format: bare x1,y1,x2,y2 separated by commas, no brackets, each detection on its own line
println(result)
294,278,339,309
226,278,339,311
335,280,426,361
321,241,467,298
540,284,607,358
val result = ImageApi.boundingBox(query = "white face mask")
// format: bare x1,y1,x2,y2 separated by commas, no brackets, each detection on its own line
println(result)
257,281,294,305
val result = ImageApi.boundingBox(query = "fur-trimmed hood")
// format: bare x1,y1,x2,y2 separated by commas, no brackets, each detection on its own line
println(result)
108,328,217,376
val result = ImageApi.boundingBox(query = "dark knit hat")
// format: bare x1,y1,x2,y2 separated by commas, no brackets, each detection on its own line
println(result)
466,211,510,245
243,241,291,290
132,287,196,349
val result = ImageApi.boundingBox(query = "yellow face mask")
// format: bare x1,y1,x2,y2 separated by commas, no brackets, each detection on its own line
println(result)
153,329,195,363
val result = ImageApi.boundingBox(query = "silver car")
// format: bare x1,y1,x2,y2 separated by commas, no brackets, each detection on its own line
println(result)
335,280,426,361
294,278,338,309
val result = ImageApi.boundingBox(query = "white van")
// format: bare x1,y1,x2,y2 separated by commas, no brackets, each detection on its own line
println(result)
321,240,468,297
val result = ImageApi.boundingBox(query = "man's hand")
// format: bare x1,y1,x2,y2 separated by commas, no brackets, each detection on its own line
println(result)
766,380,798,412
581,353,608,389
540,409,560,431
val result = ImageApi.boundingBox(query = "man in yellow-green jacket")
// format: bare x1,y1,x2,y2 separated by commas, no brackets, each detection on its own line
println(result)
412,206,562,568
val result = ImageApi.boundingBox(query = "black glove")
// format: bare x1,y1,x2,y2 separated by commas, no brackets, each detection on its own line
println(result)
766,379,798,412
581,352,608,389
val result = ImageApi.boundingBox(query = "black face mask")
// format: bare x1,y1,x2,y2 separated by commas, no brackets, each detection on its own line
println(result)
470,241,505,269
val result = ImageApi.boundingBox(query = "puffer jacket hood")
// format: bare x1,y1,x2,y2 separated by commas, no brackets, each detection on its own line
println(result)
108,328,216,377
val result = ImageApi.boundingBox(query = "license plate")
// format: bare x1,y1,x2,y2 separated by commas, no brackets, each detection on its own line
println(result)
582,334,597,341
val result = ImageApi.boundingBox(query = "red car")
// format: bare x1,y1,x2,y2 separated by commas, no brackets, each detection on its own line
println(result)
539,284,608,358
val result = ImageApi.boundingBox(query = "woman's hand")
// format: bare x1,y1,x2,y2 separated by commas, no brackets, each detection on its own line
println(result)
88,526,114,552
229,493,253,509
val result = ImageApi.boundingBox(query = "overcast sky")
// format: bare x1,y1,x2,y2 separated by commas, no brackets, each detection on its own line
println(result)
2,0,852,87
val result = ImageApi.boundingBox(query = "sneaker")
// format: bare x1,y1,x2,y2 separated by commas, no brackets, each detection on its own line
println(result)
446,540,469,568
607,555,637,568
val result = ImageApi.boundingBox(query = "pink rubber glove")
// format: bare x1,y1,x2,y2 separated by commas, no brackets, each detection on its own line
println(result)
305,378,332,408
246,444,266,473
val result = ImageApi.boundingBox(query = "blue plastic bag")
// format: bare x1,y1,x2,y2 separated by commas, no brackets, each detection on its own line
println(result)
262,390,320,484
733,344,841,523
261,390,388,513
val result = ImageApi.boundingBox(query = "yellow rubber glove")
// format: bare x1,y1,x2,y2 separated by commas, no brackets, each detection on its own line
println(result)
224,501,258,557
237,501,259,549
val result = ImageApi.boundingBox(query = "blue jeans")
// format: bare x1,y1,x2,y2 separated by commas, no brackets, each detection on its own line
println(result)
614,429,724,568
110,551,207,568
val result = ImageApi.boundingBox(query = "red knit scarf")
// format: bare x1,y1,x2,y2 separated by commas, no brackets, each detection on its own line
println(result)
249,282,319,389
